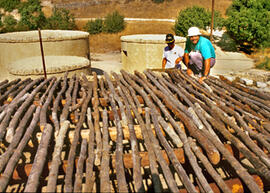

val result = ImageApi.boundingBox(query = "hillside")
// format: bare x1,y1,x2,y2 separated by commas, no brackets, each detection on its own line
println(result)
45,0,233,53
51,0,232,18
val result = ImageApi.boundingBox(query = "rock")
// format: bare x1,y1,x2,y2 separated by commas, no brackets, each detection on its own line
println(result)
239,78,253,86
256,81,268,88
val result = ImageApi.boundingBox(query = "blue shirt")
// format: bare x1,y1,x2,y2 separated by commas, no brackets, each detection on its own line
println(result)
184,36,216,59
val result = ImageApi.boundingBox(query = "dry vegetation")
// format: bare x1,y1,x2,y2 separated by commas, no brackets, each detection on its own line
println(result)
51,0,232,53
54,0,232,53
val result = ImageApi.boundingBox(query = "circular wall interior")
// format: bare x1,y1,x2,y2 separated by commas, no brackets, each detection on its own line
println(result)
0,30,90,76
121,34,186,73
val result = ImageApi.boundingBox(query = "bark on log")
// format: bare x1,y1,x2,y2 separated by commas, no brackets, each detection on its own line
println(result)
104,72,128,192
150,108,197,192
64,76,92,193
0,106,41,192
189,137,232,193
0,78,31,104
74,139,87,192
40,78,59,131
0,78,51,142
117,85,145,192
46,120,70,192
52,73,68,134
92,72,102,166
100,110,111,193
117,79,163,192
84,108,95,193
24,124,53,192
198,110,264,193
71,75,79,123
0,105,36,172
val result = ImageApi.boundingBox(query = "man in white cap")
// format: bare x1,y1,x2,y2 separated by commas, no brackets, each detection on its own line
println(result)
162,33,184,70
183,27,216,84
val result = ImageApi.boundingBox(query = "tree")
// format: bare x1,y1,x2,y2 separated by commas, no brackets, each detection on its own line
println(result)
226,0,270,48
174,6,224,37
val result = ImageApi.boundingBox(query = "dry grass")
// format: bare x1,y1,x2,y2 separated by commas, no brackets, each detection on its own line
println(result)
60,0,232,18
76,20,175,53
61,0,232,53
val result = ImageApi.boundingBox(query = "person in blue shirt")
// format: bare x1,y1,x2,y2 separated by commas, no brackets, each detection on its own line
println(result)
183,27,216,84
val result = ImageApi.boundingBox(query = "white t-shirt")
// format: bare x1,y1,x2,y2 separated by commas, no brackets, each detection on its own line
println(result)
163,45,184,69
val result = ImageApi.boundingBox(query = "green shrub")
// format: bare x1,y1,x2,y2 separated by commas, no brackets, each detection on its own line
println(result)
18,0,47,30
216,32,239,52
152,0,164,3
103,11,125,33
226,0,270,48
256,57,270,70
84,19,103,34
44,8,76,30
174,6,225,37
1,15,17,32
0,0,20,12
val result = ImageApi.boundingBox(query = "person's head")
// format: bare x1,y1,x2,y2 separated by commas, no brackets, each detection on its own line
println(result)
187,27,201,45
165,33,175,49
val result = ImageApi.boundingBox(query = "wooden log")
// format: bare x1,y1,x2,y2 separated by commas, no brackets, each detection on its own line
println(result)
0,78,51,142
60,75,75,124
150,108,197,192
145,71,220,164
100,110,111,193
0,78,20,94
0,105,36,173
179,175,263,193
46,120,70,192
198,111,264,193
218,75,270,103
71,75,79,123
64,76,92,193
0,79,8,88
84,108,95,193
140,70,220,165
117,85,144,192
74,139,87,192
104,72,128,192
135,71,183,148
219,104,270,157
189,137,232,193
24,124,53,192
0,106,41,192
40,78,59,131
0,78,31,104
52,73,68,134
121,70,180,192
92,72,102,166
210,105,270,179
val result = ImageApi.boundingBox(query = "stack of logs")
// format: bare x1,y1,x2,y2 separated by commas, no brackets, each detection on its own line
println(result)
0,69,269,192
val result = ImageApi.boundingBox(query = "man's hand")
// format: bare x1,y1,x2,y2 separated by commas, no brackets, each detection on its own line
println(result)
187,68,193,76
198,76,207,84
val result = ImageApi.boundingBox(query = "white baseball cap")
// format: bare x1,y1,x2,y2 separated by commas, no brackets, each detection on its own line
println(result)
188,27,202,36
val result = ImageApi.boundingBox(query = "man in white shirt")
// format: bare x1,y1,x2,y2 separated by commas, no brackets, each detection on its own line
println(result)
162,34,184,69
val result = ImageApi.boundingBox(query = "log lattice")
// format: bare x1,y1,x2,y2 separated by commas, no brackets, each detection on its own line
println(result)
0,69,269,192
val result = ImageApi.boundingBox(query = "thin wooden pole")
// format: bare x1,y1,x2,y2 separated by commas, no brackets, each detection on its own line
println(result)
210,0,215,42
38,28,47,79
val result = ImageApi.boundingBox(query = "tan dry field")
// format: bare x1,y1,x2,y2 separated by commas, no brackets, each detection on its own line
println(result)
59,0,232,53
57,0,232,18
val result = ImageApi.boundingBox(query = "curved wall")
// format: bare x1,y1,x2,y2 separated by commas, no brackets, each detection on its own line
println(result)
0,30,90,72
121,34,186,73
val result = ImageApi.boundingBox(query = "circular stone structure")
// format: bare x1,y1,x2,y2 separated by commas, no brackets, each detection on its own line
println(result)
0,30,90,76
121,34,186,73
8,56,90,75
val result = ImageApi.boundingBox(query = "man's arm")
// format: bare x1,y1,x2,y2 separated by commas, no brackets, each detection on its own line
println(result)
183,53,189,68
198,58,211,84
162,58,167,69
